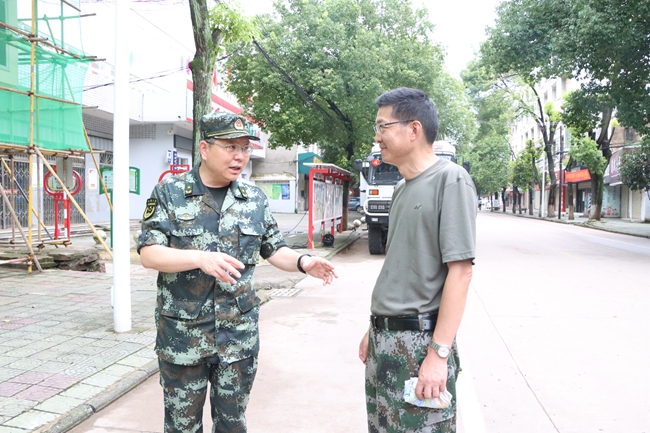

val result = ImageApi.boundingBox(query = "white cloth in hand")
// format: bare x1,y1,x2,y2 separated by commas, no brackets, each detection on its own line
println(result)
403,377,452,409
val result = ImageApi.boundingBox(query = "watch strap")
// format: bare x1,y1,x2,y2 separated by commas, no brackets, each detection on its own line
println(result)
297,254,311,274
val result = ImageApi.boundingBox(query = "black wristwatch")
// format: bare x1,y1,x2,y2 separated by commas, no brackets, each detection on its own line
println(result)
297,254,311,274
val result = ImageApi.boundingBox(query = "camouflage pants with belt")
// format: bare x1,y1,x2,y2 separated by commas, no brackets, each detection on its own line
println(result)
365,328,460,433
159,356,258,433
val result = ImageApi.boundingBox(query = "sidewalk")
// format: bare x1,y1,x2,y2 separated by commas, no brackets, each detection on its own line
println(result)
0,212,362,433
483,207,650,238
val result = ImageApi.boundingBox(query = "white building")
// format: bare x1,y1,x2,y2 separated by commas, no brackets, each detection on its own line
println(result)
508,77,647,220
79,0,274,221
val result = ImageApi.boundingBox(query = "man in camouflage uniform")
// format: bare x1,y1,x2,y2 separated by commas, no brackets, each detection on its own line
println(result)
359,88,476,432
138,112,337,433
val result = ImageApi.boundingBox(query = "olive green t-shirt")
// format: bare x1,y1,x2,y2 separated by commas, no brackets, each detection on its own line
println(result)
370,158,477,316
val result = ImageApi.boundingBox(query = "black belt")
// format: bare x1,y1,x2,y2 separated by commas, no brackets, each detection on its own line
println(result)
370,311,438,331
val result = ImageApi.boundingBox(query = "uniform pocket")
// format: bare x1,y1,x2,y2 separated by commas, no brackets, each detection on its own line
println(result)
158,299,203,320
235,290,260,313
238,222,265,264
170,225,204,250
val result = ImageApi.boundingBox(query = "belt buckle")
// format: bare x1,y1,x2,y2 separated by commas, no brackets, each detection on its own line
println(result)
418,315,424,331
384,317,389,330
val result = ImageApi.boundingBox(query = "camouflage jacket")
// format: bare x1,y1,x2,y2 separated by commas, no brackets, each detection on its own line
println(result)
138,164,287,366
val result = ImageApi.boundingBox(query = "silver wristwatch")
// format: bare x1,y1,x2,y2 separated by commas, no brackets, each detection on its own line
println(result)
429,339,450,358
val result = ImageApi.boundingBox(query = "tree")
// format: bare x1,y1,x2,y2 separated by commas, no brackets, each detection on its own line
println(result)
619,138,650,197
511,140,542,215
188,0,255,163
225,0,475,169
461,59,515,207
568,136,608,217
482,0,650,220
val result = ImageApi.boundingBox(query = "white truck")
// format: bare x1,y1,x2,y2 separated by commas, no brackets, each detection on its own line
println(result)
354,141,457,254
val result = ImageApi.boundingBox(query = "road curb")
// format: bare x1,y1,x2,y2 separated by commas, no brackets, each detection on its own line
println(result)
36,360,159,433
496,210,650,239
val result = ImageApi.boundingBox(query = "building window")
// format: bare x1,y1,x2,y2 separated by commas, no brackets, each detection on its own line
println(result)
552,85,557,100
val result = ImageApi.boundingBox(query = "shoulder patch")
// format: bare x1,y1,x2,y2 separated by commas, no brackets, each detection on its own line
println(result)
143,198,157,220
239,185,248,199
185,184,193,195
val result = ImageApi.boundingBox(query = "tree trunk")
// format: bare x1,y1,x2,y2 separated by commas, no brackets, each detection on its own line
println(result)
512,186,517,214
529,183,534,216
189,0,220,165
545,144,557,218
567,183,575,220
501,188,507,213
588,172,604,221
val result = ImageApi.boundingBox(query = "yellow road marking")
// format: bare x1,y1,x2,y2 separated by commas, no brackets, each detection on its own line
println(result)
562,252,582,260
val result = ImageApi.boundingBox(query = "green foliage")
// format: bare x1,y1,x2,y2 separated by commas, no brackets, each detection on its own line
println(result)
619,138,650,192
562,90,610,136
466,135,512,196
483,0,650,135
511,139,542,190
209,0,257,52
225,0,475,168
568,136,607,176
460,58,516,195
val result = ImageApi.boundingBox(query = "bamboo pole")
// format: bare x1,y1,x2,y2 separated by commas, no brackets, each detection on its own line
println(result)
0,85,83,106
28,0,37,273
33,146,113,259
0,183,42,272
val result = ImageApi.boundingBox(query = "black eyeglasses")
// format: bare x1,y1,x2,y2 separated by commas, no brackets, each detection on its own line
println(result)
373,119,415,134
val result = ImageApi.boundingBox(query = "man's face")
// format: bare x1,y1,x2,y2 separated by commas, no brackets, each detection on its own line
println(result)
373,106,413,166
200,136,251,186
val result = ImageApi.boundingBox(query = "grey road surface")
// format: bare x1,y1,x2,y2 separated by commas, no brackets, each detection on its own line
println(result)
70,212,650,433
461,212,649,433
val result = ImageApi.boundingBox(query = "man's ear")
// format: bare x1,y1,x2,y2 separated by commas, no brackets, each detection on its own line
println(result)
199,140,209,161
410,120,423,141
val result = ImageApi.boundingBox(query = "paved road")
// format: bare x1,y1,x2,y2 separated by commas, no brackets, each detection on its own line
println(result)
461,212,650,433
70,212,650,432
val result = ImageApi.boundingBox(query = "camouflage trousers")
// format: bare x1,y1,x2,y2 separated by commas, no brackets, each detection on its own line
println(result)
159,356,258,433
365,328,460,433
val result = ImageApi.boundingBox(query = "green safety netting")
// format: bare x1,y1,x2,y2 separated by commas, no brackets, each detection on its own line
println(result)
0,0,91,151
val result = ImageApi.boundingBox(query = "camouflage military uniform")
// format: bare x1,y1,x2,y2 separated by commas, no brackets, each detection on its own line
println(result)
138,163,286,433
365,330,460,433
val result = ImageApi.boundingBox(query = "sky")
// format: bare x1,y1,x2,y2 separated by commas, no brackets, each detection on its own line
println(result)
240,0,504,78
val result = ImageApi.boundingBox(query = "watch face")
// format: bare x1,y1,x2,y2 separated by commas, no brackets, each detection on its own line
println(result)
438,345,450,358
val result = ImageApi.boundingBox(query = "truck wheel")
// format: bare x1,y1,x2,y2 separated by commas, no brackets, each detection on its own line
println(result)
368,226,385,255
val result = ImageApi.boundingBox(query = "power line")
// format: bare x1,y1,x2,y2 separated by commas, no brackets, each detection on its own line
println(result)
83,66,186,91
130,7,195,52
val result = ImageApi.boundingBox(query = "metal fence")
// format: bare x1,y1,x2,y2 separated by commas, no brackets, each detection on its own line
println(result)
0,156,90,231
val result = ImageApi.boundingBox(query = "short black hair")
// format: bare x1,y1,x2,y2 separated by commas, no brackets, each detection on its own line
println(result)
375,87,439,144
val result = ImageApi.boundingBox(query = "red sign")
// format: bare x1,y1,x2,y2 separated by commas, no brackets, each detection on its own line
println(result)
566,169,591,183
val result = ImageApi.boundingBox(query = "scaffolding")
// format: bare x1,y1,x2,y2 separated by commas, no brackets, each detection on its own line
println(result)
0,0,112,271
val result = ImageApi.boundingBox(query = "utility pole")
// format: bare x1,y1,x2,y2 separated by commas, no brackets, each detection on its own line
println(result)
113,1,131,332
541,157,546,218
558,126,564,220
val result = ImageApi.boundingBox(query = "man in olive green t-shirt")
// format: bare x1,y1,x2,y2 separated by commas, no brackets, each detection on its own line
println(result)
359,88,477,433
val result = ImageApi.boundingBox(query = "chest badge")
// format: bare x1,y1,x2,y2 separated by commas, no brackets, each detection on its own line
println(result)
143,198,157,220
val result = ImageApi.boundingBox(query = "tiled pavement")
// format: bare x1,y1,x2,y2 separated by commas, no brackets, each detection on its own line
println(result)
0,212,363,433
0,265,159,433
